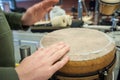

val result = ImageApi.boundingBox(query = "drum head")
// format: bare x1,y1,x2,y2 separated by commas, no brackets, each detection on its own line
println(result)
40,28,116,74
101,0,120,4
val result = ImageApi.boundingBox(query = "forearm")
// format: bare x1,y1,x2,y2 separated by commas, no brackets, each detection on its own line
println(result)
0,67,19,80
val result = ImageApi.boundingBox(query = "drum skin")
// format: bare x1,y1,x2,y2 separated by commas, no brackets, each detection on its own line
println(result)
40,28,116,80
99,0,120,15
101,0,120,3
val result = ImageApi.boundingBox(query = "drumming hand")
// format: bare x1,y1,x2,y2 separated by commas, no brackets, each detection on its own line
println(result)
21,0,59,25
15,42,70,80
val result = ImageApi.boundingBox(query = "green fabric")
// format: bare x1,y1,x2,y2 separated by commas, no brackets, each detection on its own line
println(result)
0,67,19,80
4,11,23,30
0,8,22,80
0,9,15,67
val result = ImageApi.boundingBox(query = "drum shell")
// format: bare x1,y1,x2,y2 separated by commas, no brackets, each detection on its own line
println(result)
99,1,120,15
56,50,116,80
57,70,113,80
57,67,114,80
59,48,116,74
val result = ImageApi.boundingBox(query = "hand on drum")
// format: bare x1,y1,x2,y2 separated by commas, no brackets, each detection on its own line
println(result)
15,42,70,80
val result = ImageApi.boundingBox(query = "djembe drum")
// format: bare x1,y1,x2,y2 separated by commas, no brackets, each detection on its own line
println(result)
99,0,120,15
40,28,116,80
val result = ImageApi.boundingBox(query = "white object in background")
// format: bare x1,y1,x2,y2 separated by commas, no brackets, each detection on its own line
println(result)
49,6,66,20
82,15,93,24
50,15,73,27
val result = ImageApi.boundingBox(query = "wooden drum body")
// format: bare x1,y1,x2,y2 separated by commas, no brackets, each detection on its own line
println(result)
99,0,120,15
40,28,116,80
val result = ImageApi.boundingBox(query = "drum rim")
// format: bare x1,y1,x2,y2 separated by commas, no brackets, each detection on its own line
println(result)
56,53,116,78
100,0,120,4
40,28,115,61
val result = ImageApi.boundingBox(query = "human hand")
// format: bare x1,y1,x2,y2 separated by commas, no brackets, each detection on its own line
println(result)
15,42,70,80
21,0,59,25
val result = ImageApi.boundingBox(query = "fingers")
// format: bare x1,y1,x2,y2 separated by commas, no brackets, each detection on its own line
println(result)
49,44,70,65
31,42,66,58
41,42,67,56
43,0,59,7
50,55,69,73
32,42,70,69
40,0,59,10
31,48,44,56
32,0,57,12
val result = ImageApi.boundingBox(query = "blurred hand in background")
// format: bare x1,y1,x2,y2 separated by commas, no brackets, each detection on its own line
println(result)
21,0,59,25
